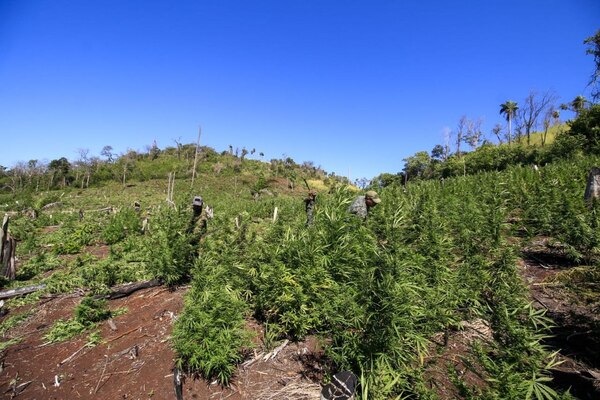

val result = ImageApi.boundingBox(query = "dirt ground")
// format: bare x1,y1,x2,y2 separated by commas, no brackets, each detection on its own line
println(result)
2,236,600,399
0,284,325,400
521,237,600,399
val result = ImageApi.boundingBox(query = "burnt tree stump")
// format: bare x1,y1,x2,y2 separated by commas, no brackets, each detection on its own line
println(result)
584,167,600,205
0,214,17,280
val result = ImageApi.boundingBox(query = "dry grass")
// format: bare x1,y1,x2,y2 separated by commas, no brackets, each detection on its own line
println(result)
252,378,321,400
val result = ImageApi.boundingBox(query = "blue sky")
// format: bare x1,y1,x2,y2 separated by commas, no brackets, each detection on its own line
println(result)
1,1,599,180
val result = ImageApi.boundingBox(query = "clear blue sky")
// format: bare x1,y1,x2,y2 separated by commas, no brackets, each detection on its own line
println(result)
1,1,598,180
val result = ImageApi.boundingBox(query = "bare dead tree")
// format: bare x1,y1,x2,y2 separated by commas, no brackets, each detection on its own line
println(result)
516,91,558,146
541,107,558,146
191,126,201,188
442,127,452,160
77,148,90,189
167,172,176,207
173,137,183,160
464,117,484,150
492,124,504,144
455,116,467,158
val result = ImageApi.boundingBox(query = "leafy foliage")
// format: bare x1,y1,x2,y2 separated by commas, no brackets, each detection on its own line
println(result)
143,205,196,285
102,207,142,244
44,296,112,343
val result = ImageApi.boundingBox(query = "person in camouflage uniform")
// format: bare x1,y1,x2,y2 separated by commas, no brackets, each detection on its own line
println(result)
304,189,317,226
188,196,208,246
348,190,381,219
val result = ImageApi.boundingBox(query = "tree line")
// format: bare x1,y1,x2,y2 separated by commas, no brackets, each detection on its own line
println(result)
0,141,332,195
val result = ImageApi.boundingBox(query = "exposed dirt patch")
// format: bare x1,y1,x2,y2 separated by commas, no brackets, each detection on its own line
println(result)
1,286,184,399
424,319,492,398
520,237,600,399
0,286,326,400
82,243,111,260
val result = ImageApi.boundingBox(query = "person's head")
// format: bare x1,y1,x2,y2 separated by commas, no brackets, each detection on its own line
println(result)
192,196,203,213
308,189,317,199
365,190,381,208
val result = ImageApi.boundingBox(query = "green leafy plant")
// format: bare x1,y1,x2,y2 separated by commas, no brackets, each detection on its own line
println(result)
102,207,142,244
44,296,112,343
144,205,195,285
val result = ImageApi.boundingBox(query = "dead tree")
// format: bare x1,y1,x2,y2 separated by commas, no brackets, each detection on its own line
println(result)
167,172,176,207
0,215,8,264
191,126,201,188
2,237,17,280
0,214,17,280
584,167,600,205
92,279,161,300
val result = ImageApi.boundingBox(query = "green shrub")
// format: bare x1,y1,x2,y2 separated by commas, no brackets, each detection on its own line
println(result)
102,208,142,244
53,222,97,254
16,252,61,281
173,260,251,385
74,297,111,324
44,296,112,343
144,205,195,285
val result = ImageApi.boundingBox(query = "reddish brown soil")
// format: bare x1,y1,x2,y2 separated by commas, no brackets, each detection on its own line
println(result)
424,320,492,398
520,237,600,398
0,286,324,400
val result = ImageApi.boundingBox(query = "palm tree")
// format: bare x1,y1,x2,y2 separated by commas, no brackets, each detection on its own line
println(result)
500,101,519,144
570,95,587,116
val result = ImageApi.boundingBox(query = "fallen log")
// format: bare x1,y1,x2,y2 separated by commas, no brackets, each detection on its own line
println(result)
41,202,64,210
0,284,47,300
93,279,162,300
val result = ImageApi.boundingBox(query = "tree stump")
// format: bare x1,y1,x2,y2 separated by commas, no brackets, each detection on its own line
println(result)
2,237,17,280
141,217,149,234
320,371,357,400
0,214,8,266
584,167,600,205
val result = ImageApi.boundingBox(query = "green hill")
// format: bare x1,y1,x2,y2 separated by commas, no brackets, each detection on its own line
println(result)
2,107,600,398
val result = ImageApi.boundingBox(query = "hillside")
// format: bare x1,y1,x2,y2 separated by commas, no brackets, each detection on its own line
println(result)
1,141,600,399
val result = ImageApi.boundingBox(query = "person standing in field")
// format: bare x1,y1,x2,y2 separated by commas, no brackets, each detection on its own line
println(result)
348,190,381,219
304,189,317,226
188,195,208,245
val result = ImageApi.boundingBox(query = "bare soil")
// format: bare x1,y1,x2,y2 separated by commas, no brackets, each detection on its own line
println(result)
0,283,326,400
521,237,600,399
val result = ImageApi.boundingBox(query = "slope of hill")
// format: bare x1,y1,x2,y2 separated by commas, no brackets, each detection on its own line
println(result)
1,146,600,399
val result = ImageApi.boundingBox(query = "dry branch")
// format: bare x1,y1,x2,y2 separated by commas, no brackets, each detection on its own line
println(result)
60,343,92,365
41,202,63,210
241,351,265,368
94,355,109,394
105,326,143,344
263,339,289,361
93,279,161,300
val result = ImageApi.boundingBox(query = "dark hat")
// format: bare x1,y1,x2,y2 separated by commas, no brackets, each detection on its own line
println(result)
192,196,203,206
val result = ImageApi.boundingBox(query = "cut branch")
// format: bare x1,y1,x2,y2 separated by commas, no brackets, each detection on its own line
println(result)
93,279,162,300
0,284,47,300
